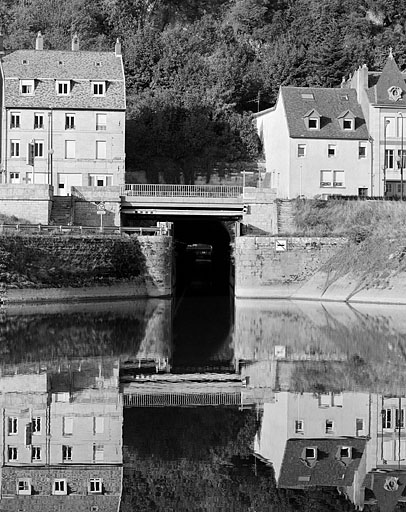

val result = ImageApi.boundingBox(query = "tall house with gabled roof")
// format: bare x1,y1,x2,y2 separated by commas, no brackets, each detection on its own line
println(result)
255,86,371,199
0,32,126,195
347,50,406,198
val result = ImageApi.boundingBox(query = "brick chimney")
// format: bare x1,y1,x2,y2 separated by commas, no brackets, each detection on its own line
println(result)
35,31,43,51
115,38,121,57
71,34,79,51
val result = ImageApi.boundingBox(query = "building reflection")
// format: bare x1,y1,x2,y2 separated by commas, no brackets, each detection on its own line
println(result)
0,358,123,511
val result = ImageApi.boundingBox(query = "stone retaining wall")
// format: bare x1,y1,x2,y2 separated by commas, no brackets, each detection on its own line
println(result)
0,184,52,224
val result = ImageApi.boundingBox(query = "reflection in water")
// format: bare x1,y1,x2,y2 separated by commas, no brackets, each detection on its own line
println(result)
2,299,406,510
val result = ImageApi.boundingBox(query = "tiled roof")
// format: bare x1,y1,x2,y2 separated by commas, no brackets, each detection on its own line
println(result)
278,438,367,488
280,87,369,140
2,50,125,110
363,470,406,512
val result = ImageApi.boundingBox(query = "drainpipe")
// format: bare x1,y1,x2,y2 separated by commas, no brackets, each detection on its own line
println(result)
369,136,374,197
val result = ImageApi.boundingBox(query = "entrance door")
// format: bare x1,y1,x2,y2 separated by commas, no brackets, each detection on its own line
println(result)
57,173,82,196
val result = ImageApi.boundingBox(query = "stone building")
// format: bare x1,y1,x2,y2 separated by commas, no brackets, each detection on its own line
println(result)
0,32,126,195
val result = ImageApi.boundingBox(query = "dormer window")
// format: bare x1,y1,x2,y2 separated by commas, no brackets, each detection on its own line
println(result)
93,81,105,96
56,81,71,96
338,110,355,131
339,446,352,459
20,79,34,95
303,109,321,131
301,92,314,100
305,447,317,459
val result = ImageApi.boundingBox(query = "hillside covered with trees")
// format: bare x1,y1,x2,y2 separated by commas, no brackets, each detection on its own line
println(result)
2,0,406,182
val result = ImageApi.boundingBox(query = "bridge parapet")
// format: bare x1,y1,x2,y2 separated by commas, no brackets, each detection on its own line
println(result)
121,184,243,198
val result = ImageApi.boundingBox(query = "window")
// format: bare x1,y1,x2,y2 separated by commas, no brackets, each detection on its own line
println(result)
308,118,319,129
96,141,107,159
62,445,72,461
387,183,393,193
34,113,44,129
9,172,20,184
325,420,334,433
93,444,104,462
8,417,18,435
32,446,42,461
89,174,112,187
305,447,317,459
397,116,406,137
301,92,314,100
339,446,352,459
10,140,20,157
297,144,306,157
34,141,44,158
10,113,20,128
385,117,396,137
356,418,365,436
63,417,73,435
65,140,75,159
383,408,393,429
94,417,104,434
65,114,75,130
8,446,18,461
328,144,336,157
397,149,406,168
96,113,107,131
55,392,70,402
17,479,31,495
93,82,105,96
89,478,103,494
20,79,34,95
32,417,41,434
295,420,304,433
53,479,67,495
333,170,344,187
386,149,394,169
396,408,405,429
56,81,70,95
320,171,332,188
343,119,353,130
359,143,367,158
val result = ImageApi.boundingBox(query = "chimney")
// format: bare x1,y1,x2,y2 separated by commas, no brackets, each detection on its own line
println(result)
71,34,79,52
115,38,121,57
35,31,43,51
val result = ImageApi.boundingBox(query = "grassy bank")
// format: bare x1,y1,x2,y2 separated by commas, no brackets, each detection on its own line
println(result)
292,199,406,288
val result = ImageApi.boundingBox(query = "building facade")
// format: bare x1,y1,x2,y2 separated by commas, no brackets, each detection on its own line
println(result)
0,33,126,195
256,51,406,199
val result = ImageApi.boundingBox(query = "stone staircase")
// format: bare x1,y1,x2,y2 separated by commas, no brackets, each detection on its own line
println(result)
276,199,295,234
50,196,73,225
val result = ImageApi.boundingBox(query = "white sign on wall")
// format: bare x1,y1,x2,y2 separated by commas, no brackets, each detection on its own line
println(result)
275,239,287,252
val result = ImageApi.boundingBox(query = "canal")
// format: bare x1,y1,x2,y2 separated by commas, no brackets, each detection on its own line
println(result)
1,287,406,510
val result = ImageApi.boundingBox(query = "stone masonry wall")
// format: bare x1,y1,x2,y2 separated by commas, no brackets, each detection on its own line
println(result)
72,186,121,227
235,236,346,298
242,187,277,234
0,234,173,302
0,184,52,224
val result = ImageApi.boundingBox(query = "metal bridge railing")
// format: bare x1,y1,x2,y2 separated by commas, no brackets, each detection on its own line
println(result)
0,224,164,236
123,392,242,407
121,184,243,198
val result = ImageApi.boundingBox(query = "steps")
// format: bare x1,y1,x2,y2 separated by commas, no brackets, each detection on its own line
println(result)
276,199,295,234
50,196,73,225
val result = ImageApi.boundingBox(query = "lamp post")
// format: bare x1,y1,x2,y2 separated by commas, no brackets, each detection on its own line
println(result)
384,119,390,198
398,112,404,200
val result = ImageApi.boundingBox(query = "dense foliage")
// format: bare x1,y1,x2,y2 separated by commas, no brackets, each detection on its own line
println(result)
4,0,406,182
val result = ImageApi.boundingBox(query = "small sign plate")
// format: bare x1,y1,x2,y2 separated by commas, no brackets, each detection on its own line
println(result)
275,239,287,252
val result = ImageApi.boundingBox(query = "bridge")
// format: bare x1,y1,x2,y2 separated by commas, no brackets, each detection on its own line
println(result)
120,184,246,218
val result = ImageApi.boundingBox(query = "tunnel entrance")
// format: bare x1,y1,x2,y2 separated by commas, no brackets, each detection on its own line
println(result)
173,218,234,297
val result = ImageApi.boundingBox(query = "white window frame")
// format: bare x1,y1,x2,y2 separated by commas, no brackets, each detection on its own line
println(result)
65,113,75,130
20,79,34,95
308,117,319,130
343,118,353,130
8,417,18,435
386,149,395,169
96,140,107,160
32,417,42,435
325,419,334,434
34,140,44,158
328,144,336,158
56,81,71,96
320,170,332,188
10,140,20,158
94,417,104,434
10,113,20,129
62,444,72,462
63,417,74,436
96,113,107,131
9,172,21,184
89,174,112,187
34,113,44,129
93,444,104,462
8,446,18,461
333,170,345,187
359,142,367,159
32,446,42,461
89,478,103,494
297,144,306,158
305,447,317,459
93,81,106,96
53,479,67,495
295,419,304,433
65,140,75,159
17,479,32,495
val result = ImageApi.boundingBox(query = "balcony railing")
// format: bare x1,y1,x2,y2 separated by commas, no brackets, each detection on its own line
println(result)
121,184,243,198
